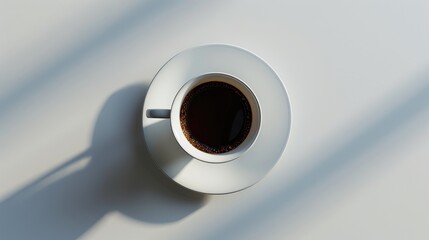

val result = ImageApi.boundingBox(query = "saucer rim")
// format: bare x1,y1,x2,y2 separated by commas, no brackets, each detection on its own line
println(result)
142,44,292,194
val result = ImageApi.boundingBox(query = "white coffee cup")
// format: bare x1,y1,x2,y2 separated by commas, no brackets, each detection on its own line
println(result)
146,73,261,164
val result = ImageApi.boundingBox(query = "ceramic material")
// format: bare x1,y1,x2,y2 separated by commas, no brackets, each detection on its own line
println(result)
147,73,261,164
142,44,291,194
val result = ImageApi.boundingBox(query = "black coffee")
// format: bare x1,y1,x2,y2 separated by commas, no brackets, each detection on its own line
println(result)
180,81,252,154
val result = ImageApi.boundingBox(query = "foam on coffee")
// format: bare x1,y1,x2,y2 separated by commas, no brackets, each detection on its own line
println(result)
180,81,252,154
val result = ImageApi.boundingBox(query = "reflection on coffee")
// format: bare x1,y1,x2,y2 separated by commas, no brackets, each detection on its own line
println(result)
180,81,252,154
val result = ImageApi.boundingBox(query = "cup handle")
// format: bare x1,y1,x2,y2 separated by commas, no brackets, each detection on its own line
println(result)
146,109,171,118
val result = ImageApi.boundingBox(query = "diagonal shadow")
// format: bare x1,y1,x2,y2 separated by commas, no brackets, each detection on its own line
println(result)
0,0,181,115
0,83,207,240
200,72,429,240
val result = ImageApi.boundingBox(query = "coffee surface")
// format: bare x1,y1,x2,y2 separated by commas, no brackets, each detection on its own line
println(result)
180,81,252,154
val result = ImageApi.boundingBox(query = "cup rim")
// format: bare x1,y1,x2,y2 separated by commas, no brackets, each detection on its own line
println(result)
170,72,261,164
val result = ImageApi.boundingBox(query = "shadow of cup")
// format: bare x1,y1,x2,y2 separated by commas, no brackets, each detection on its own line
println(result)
0,83,207,240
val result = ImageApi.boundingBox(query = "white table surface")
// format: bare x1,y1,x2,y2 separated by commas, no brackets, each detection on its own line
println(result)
1,1,428,239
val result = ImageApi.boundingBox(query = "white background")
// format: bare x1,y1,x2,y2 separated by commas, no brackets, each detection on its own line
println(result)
1,0,429,239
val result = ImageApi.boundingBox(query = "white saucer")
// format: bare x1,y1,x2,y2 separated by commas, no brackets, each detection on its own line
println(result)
142,44,291,194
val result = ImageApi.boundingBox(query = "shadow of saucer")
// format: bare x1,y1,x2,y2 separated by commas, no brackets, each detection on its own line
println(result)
0,83,207,240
